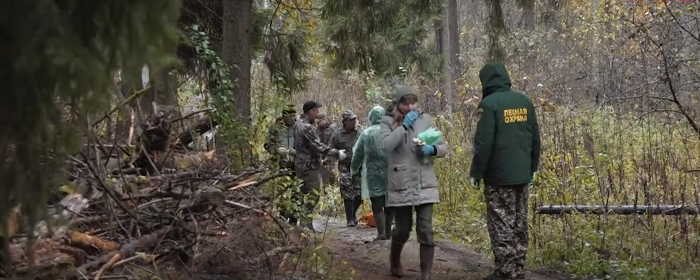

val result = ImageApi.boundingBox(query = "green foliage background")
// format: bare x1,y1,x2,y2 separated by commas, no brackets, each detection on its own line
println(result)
0,0,181,243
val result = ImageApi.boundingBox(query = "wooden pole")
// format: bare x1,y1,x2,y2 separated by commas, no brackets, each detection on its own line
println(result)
535,205,700,215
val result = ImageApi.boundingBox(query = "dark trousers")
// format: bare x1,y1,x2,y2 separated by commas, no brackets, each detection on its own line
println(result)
389,203,434,246
485,184,529,278
369,195,394,229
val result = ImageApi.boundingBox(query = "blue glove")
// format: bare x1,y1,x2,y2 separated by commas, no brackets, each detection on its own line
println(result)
420,145,435,156
402,111,420,128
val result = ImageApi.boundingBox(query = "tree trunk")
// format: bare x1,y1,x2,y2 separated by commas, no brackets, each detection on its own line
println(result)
222,0,252,126
522,2,535,92
222,0,253,168
543,0,560,32
116,71,142,144
590,0,601,105
487,0,505,62
140,67,179,110
436,5,452,119
447,0,462,105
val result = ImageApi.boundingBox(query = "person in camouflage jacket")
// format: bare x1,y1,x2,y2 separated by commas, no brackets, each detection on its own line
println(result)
265,105,297,170
316,113,338,187
264,105,299,225
294,101,346,230
330,110,363,227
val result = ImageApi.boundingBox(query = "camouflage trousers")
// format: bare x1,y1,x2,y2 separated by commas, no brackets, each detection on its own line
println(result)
485,184,529,278
320,163,336,187
337,164,361,200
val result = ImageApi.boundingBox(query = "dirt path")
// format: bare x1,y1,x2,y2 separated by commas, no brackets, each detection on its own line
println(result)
312,217,579,280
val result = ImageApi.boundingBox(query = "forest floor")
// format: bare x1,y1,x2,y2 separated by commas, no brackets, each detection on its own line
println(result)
311,216,582,280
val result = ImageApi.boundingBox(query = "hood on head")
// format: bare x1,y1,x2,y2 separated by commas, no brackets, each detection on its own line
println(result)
479,62,512,98
368,106,385,125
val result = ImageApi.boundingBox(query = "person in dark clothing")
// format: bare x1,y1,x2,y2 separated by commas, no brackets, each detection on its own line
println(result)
469,62,541,280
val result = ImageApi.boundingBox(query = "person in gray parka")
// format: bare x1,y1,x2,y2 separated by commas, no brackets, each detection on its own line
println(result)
380,85,448,280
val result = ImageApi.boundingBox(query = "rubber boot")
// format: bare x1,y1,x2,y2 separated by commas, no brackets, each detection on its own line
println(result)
419,245,435,280
385,209,393,240
343,199,355,227
389,241,404,277
300,217,315,231
352,196,363,225
288,216,298,226
374,212,388,240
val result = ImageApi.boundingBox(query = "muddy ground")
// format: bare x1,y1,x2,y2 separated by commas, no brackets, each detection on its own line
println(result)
311,217,582,280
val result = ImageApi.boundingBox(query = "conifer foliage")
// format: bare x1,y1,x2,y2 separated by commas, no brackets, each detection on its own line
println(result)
0,0,181,246
321,0,443,78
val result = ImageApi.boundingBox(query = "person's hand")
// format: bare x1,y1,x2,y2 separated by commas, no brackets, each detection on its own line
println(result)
338,149,347,161
330,169,338,182
529,172,537,186
277,146,289,155
420,145,435,156
469,177,480,190
352,173,362,186
288,148,296,155
402,110,420,128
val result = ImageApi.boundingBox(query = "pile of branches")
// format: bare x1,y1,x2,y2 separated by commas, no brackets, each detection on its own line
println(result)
2,104,303,280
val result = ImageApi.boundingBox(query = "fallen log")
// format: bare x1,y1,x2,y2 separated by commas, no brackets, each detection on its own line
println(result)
159,150,216,170
536,205,700,215
67,231,118,252
180,186,225,214
174,116,218,150
77,227,170,275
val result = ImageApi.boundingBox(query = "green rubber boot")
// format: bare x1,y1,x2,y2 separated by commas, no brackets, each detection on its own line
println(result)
343,199,355,227
385,209,393,240
374,212,388,240
389,241,404,277
420,245,435,280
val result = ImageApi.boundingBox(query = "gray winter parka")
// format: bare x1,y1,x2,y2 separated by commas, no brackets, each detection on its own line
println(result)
380,109,447,207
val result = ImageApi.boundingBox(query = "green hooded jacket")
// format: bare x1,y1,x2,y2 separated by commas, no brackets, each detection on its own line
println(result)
351,106,388,199
469,62,541,186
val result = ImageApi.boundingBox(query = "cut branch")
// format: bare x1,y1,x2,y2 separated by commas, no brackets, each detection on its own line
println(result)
92,87,150,126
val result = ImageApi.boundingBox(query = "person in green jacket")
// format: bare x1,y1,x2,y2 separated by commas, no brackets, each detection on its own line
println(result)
469,62,541,280
351,106,392,240
381,85,448,280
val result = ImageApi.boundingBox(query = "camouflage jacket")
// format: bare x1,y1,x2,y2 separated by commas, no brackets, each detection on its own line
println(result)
318,122,338,167
318,122,337,145
330,125,361,167
264,119,295,169
294,114,340,172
